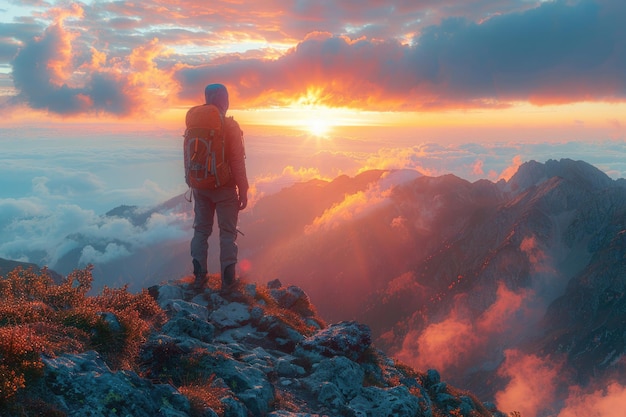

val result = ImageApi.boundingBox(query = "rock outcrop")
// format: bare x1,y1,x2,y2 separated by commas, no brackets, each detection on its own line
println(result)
31,277,506,417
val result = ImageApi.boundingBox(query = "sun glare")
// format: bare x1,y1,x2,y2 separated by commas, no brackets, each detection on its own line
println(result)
304,117,333,137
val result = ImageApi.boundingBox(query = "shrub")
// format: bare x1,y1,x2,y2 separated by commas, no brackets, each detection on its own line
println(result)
179,374,230,417
252,285,325,337
0,266,165,406
92,285,166,369
0,326,45,404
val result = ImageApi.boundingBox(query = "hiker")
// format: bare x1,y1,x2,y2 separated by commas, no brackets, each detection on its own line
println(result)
185,83,249,290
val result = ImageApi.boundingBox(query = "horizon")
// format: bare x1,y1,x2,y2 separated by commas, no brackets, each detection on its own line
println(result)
1,0,625,215
1,1,625,134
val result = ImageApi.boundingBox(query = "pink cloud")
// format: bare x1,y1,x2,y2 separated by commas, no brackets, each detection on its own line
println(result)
495,349,562,417
304,187,390,234
381,271,428,304
520,235,556,274
5,0,626,116
249,165,327,208
499,155,524,181
557,382,626,417
479,282,531,333
395,282,538,376
397,312,479,371
472,159,485,176
304,170,418,234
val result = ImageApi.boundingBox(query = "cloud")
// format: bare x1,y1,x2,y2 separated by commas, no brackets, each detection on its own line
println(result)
79,242,131,265
399,310,479,372
6,0,623,117
557,382,626,417
498,155,524,181
396,281,536,373
0,197,44,229
472,159,485,176
175,0,626,110
11,19,136,115
249,165,328,207
357,146,438,175
0,198,190,272
304,169,419,234
9,8,177,116
495,349,562,417
381,271,428,304
520,235,554,274
32,172,104,198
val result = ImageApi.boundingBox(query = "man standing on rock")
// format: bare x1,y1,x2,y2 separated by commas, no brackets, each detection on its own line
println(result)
184,83,249,290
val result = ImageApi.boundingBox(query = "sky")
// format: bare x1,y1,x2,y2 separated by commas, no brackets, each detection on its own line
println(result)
1,0,625,130
2,2,626,415
1,0,625,202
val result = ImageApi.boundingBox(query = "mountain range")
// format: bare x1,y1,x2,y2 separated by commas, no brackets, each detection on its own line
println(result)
239,158,626,416
4,158,626,416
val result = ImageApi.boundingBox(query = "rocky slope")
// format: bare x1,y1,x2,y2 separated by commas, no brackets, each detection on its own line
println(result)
25,276,508,417
237,159,626,415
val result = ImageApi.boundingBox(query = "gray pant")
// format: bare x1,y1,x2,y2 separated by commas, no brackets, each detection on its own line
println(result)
190,186,239,276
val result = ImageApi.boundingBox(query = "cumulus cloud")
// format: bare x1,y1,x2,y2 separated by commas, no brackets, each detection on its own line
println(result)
495,349,562,417
395,282,536,373
79,242,131,265
499,155,524,181
0,197,44,229
557,382,626,417
356,146,438,175
9,7,177,116
4,0,625,116
304,169,420,234
0,197,190,272
176,0,626,110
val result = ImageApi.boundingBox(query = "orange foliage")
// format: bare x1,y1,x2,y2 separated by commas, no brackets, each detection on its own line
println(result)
0,266,165,405
179,374,230,417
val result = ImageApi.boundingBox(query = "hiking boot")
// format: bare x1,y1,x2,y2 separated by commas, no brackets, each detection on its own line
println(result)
192,259,208,289
221,263,237,291
194,273,208,289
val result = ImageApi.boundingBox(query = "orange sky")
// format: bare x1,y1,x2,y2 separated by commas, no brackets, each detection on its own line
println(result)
1,0,625,142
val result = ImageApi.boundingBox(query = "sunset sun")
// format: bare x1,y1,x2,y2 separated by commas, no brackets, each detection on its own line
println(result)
304,117,333,137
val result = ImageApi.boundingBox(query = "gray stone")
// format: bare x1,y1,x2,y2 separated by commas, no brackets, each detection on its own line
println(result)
349,385,422,417
42,351,190,417
222,396,249,417
300,321,372,361
164,299,209,321
304,356,364,400
275,356,306,377
162,312,215,342
27,275,506,417
210,302,251,328
156,284,184,307
317,381,344,409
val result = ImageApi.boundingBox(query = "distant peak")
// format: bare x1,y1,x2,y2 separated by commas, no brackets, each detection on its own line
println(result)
505,158,612,194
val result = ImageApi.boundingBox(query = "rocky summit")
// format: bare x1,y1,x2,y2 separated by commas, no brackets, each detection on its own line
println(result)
33,276,508,417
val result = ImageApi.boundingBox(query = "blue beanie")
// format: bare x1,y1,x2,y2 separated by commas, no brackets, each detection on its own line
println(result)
204,83,229,115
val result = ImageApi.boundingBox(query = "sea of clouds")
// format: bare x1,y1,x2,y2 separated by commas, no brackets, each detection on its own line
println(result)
2,126,626,277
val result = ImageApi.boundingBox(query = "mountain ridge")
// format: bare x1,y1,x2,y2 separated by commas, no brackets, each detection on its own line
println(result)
3,157,625,416
236,158,626,416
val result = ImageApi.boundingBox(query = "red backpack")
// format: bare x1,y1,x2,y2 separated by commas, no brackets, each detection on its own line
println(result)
183,104,232,189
